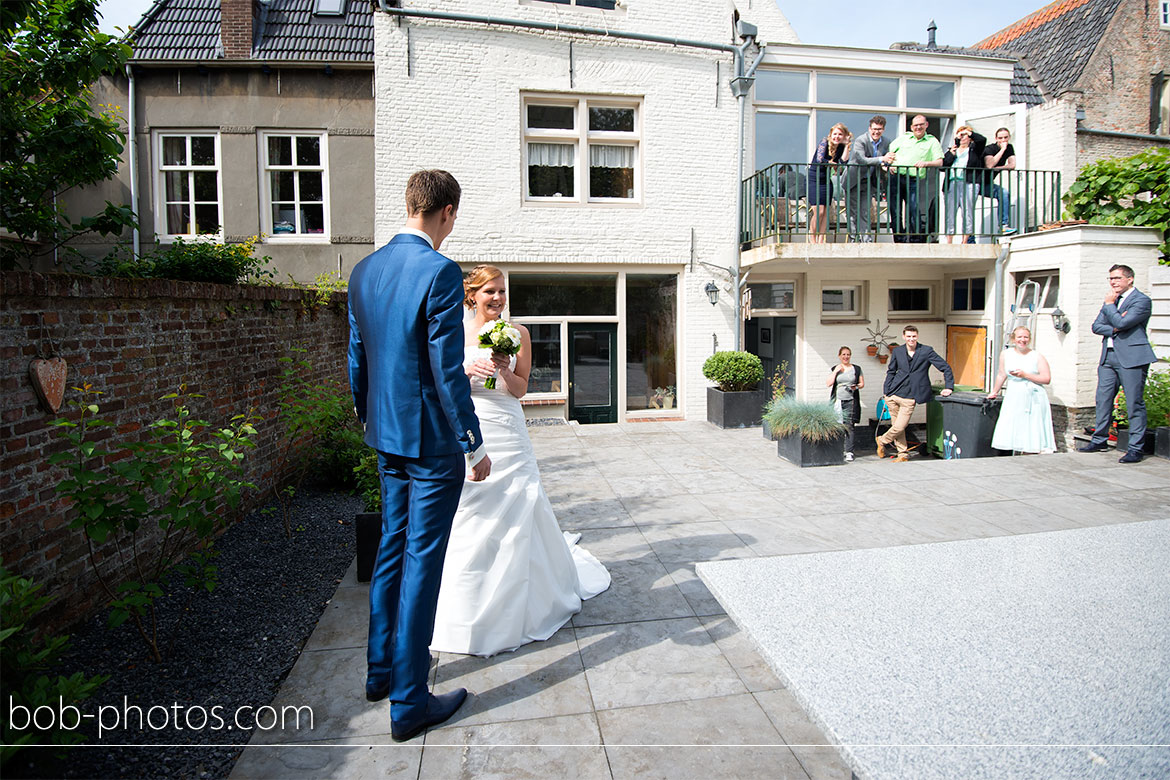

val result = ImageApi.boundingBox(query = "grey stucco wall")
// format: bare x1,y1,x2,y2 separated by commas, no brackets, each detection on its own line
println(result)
53,66,375,281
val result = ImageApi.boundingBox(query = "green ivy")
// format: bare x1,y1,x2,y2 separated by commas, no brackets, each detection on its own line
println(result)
1063,148,1170,262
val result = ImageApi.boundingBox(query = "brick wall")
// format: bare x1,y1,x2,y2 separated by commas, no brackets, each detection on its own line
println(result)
0,271,350,629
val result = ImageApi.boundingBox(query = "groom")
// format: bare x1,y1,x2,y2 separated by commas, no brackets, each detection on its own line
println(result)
347,169,491,741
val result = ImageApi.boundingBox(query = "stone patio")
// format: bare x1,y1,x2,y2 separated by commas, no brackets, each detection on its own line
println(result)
230,421,1170,779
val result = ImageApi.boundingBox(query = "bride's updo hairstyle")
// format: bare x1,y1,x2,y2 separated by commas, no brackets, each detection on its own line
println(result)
463,265,504,309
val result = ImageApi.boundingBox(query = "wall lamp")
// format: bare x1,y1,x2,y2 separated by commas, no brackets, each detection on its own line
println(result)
705,281,720,306
1050,307,1070,333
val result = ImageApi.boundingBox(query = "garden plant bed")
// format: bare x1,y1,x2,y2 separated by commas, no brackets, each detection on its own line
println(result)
10,488,361,780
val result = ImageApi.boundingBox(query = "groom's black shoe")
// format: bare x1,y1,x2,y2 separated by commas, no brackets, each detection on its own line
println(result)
1118,449,1143,463
365,680,389,703
1077,442,1109,453
391,688,468,742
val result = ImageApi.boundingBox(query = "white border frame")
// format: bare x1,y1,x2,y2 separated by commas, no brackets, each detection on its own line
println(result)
152,130,223,243
257,130,331,244
888,281,939,317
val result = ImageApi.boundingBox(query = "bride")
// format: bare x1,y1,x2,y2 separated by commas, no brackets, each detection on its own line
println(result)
429,265,610,657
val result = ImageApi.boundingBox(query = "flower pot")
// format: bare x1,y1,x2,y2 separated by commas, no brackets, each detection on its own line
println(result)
1114,428,1156,454
776,431,845,467
866,345,878,357
356,511,381,583
877,354,889,364
706,386,767,429
1156,427,1170,460
664,395,675,409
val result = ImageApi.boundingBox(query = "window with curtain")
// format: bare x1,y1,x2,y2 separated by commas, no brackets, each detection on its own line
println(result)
524,95,640,202
261,132,328,238
156,132,221,238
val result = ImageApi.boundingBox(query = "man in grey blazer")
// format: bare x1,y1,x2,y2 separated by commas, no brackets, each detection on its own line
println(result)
843,116,894,242
1079,264,1158,463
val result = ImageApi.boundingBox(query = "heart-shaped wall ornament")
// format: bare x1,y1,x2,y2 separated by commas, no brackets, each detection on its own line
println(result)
30,357,68,413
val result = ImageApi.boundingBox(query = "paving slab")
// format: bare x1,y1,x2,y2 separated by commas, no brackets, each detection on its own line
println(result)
231,422,1170,778
698,520,1170,779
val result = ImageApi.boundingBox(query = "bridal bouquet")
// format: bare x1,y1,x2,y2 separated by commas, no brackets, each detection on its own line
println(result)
478,319,522,389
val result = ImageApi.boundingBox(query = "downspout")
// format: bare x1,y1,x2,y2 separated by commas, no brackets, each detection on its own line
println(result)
993,242,1010,359
126,63,140,259
730,38,764,349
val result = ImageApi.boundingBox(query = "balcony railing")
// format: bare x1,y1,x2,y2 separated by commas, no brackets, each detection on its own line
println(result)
741,163,1062,247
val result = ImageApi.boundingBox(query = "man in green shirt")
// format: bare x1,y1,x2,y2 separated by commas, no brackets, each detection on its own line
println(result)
887,115,943,243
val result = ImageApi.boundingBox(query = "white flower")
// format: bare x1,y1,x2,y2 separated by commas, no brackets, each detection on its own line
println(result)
502,326,521,345
477,321,495,336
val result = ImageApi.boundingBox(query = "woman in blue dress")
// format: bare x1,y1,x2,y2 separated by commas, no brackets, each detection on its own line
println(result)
808,123,850,243
987,326,1056,453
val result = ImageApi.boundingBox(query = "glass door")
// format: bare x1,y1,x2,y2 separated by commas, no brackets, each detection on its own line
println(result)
568,324,618,424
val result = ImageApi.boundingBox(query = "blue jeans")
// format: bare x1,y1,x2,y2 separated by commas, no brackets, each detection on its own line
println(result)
986,182,1011,227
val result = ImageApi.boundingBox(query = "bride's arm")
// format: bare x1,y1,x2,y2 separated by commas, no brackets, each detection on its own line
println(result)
494,324,532,399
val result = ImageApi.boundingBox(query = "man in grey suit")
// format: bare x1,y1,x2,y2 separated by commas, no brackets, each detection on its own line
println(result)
843,116,894,242
1079,264,1158,463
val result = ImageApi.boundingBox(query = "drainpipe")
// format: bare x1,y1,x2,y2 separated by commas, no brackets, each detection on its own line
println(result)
373,3,760,347
992,242,1010,358
126,63,140,259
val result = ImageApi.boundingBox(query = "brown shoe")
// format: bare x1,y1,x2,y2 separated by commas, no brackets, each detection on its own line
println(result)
875,437,886,459
893,454,910,463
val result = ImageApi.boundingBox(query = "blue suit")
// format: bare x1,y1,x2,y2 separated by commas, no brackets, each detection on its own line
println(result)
347,233,483,722
1090,287,1157,449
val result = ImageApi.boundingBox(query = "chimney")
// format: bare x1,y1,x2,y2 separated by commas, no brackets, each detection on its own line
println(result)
221,0,256,60
927,19,937,49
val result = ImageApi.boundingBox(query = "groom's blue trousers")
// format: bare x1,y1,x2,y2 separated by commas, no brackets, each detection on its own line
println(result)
367,450,464,722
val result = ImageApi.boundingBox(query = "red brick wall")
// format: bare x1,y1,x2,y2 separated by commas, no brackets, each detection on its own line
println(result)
0,271,350,629
220,0,255,60
1077,0,1170,135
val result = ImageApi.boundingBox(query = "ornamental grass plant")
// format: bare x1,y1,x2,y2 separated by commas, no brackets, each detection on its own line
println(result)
763,396,847,442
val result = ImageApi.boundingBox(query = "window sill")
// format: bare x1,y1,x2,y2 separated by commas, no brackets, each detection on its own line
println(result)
888,315,943,323
523,199,643,208
263,235,332,244
521,396,566,406
820,316,869,324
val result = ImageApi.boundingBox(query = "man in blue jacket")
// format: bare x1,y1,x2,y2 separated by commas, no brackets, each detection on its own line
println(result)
348,170,490,741
1079,264,1158,463
877,325,954,461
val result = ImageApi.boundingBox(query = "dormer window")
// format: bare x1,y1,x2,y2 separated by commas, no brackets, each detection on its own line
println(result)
312,0,345,16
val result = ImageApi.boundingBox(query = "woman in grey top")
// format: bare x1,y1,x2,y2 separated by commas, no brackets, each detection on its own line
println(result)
827,346,865,462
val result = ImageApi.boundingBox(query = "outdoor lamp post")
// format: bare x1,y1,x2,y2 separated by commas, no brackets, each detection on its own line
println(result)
705,281,720,306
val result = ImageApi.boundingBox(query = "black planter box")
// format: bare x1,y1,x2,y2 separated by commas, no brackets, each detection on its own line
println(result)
1156,427,1170,460
707,386,767,429
1114,429,1156,454
356,511,381,583
776,432,845,467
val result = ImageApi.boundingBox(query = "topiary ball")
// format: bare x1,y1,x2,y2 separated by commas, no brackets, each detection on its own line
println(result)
702,351,764,392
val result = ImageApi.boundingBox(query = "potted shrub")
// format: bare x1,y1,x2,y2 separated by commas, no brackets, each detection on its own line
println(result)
1112,373,1170,455
354,453,382,583
765,397,847,467
703,351,766,428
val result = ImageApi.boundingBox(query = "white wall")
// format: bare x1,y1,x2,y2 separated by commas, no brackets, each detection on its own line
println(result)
1025,97,1078,195
1002,225,1164,408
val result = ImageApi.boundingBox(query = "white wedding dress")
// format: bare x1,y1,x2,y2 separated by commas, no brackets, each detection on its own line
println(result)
429,347,611,657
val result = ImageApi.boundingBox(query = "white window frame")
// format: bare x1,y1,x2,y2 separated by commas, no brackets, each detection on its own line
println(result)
821,282,864,318
258,131,330,243
523,94,642,205
752,68,958,163
888,282,938,317
748,280,799,315
1015,270,1061,313
526,0,619,10
1161,0,1169,29
153,131,223,242
949,275,987,313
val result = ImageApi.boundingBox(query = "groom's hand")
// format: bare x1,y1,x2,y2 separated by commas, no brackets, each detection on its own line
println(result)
469,455,492,482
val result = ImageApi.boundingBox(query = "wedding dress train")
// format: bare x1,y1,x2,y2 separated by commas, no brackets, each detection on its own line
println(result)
429,349,610,657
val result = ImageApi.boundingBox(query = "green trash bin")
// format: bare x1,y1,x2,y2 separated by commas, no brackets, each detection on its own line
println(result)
926,390,1003,459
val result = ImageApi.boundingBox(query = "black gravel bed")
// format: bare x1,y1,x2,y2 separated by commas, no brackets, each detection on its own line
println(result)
12,487,362,780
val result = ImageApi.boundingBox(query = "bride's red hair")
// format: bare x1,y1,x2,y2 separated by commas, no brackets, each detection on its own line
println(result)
463,265,504,309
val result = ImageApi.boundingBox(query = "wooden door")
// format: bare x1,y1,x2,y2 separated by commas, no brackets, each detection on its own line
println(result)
946,325,987,390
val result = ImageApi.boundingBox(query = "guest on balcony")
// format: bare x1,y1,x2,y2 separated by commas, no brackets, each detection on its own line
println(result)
887,115,943,243
941,126,987,244
807,123,850,243
843,116,894,243
982,127,1017,235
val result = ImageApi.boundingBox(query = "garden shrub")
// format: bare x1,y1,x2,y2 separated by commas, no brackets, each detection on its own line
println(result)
1,563,108,764
1063,147,1169,261
354,452,381,514
99,236,274,284
51,385,258,662
702,351,764,392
